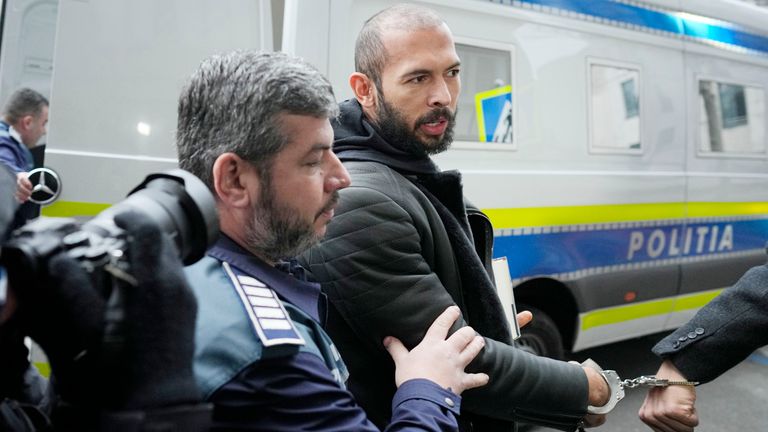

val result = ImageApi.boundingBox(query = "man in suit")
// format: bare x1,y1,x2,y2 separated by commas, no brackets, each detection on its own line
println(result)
639,261,768,432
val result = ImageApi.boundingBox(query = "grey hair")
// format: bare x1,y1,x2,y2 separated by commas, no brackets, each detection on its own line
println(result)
176,50,338,191
3,88,48,124
355,3,445,89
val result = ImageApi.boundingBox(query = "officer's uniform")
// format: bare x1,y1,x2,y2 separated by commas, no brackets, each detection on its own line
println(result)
0,120,38,232
186,235,463,431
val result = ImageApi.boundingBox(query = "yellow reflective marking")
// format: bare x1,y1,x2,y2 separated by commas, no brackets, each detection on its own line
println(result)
474,85,512,142
484,202,768,229
580,289,723,331
686,202,768,218
33,362,51,378
41,201,110,218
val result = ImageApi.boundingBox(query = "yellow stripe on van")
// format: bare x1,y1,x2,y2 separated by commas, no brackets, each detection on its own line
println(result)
484,202,768,229
580,289,723,331
41,201,110,218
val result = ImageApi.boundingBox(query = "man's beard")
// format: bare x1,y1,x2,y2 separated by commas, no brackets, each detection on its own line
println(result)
375,96,455,157
245,174,339,263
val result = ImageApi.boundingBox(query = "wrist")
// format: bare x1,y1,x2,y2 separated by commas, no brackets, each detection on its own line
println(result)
585,368,624,415
584,366,609,406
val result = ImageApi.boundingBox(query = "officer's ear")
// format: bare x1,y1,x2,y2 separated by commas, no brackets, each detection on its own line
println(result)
212,152,259,209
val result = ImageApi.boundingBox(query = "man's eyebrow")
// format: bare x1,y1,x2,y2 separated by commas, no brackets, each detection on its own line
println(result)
401,68,432,79
305,143,332,155
401,62,461,79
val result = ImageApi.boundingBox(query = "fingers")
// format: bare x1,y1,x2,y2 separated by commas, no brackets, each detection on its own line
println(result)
383,336,408,365
457,334,485,366
516,310,533,328
423,305,460,342
461,372,489,392
15,173,32,202
638,388,698,432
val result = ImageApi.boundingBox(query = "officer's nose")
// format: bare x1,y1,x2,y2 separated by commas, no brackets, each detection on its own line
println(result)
326,152,350,192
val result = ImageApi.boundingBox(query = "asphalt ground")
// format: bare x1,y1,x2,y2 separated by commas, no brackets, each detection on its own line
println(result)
526,332,768,431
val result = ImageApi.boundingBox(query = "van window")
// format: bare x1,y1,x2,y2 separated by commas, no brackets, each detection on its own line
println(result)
588,61,642,153
455,42,514,145
699,80,766,156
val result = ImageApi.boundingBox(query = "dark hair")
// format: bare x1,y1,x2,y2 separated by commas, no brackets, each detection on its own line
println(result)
176,51,338,191
354,4,445,89
3,88,48,124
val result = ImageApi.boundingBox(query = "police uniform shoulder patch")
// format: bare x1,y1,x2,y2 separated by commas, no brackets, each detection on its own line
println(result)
222,261,305,347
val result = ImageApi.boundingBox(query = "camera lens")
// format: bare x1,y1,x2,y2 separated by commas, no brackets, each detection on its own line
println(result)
94,169,218,265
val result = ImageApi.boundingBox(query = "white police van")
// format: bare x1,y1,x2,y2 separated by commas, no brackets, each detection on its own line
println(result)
2,0,767,358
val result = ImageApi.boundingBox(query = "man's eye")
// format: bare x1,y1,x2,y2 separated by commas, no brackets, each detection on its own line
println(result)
447,69,460,77
410,75,427,84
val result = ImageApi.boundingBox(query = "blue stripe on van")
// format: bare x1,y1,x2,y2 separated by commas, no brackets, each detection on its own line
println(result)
505,0,768,54
494,218,768,280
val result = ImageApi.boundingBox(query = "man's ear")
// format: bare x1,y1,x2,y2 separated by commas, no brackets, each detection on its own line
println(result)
212,152,257,209
19,115,34,132
349,72,378,109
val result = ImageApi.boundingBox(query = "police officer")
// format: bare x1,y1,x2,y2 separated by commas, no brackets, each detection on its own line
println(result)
176,50,490,431
0,88,48,231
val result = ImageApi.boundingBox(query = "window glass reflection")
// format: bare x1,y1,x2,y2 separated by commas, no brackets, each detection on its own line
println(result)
699,80,765,155
590,63,641,152
455,43,513,144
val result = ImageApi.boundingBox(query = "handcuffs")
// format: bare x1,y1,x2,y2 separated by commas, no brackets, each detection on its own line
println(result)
583,358,699,415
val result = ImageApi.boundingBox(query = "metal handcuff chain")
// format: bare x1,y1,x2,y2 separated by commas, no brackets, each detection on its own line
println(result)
584,360,699,416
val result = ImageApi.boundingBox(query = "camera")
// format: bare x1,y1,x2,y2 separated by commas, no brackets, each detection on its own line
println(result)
0,169,218,313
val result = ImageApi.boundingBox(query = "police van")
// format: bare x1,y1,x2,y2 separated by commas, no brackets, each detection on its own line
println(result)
2,0,767,358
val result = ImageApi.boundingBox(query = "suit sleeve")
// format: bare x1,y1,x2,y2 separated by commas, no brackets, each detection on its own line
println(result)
302,185,588,425
653,262,768,383
208,351,461,432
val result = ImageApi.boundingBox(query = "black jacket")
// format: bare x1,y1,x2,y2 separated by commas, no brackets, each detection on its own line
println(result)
300,100,588,431
653,260,768,382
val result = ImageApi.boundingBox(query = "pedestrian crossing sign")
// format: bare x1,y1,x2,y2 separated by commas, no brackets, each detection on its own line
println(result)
475,85,513,143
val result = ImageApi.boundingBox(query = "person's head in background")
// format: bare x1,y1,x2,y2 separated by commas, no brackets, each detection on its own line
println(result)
3,88,49,148
350,4,460,157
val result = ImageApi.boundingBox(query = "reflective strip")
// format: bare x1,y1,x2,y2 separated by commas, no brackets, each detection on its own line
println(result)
41,200,110,217
484,201,768,229
580,289,722,331
486,203,684,229
33,362,51,378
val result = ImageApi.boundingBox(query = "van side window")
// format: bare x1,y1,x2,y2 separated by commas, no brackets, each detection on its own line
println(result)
455,42,514,146
588,60,642,154
699,80,766,156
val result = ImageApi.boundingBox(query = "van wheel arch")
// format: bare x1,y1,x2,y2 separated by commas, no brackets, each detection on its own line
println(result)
514,278,578,359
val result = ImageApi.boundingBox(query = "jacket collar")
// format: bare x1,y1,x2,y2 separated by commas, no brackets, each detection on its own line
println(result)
208,234,325,323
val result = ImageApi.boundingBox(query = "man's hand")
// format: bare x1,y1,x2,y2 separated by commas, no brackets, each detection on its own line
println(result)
15,172,31,203
638,360,698,432
517,310,533,328
384,306,489,395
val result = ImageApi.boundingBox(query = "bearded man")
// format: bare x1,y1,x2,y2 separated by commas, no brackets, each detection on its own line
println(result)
300,4,612,431
177,50,493,432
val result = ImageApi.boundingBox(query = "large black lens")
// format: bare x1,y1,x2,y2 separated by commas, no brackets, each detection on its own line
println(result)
94,169,218,265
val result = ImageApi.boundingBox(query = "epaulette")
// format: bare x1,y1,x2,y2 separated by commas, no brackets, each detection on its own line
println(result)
222,261,305,347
